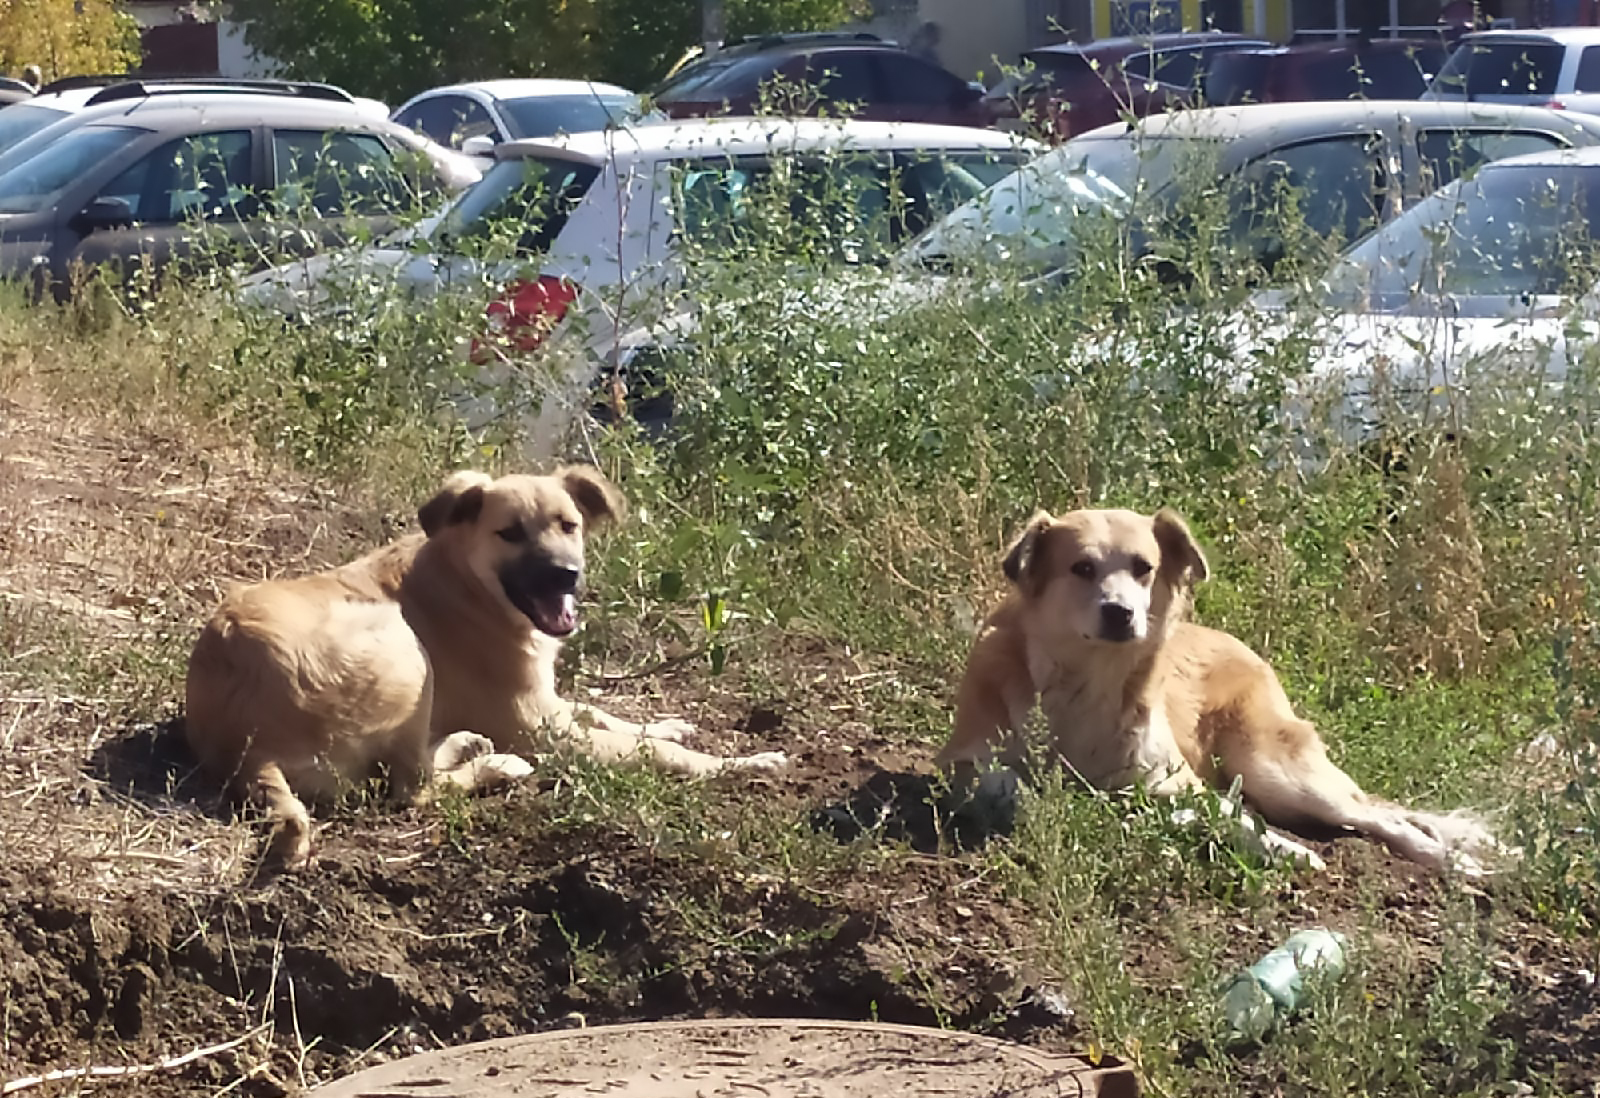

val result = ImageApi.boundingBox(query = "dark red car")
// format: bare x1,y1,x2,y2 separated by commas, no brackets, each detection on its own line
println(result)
1202,36,1452,105
981,31,1270,141
650,32,988,126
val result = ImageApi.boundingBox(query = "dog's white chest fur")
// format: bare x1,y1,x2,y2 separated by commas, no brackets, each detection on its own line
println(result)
1021,647,1191,793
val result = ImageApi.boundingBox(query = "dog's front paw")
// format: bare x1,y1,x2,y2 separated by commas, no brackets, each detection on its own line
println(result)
1254,828,1327,872
461,752,536,790
433,730,496,771
726,750,788,773
645,718,694,743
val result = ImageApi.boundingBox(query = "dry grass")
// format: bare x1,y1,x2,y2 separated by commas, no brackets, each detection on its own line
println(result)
0,331,386,897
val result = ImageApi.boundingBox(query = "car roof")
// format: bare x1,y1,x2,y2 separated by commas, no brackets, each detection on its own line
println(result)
408,79,636,101
494,117,1039,165
1460,27,1600,46
1236,35,1448,57
73,96,409,130
1079,98,1596,142
1028,31,1260,59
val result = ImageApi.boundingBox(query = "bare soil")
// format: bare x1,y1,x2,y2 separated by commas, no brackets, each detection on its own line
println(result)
3,384,1600,1096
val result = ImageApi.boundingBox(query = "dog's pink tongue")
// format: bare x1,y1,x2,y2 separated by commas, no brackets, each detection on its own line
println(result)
554,592,578,632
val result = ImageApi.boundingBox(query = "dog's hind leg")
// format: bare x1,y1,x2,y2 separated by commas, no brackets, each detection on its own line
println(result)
1226,720,1492,875
239,758,315,870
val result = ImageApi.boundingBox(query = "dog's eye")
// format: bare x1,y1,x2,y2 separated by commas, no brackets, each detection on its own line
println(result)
495,525,528,544
1070,560,1095,579
1131,556,1153,578
559,519,579,534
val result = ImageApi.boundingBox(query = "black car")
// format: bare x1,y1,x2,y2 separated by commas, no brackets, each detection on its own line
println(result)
651,31,988,127
0,90,478,300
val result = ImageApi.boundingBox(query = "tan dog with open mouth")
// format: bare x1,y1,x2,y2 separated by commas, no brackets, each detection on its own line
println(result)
185,466,786,869
937,506,1498,874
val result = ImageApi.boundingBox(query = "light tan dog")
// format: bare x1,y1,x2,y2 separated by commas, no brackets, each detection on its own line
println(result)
937,506,1498,874
186,466,786,869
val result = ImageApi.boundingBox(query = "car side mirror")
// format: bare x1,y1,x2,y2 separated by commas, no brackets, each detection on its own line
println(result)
72,195,135,233
461,134,496,157
957,81,985,105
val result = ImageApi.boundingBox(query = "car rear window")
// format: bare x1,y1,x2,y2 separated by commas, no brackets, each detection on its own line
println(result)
0,124,141,214
500,94,640,138
434,154,600,257
1000,51,1094,97
0,103,72,155
1431,38,1565,97
1295,46,1444,99
1203,51,1274,104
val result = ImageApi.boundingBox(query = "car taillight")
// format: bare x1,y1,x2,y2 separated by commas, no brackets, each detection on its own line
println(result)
1544,98,1568,109
473,275,578,362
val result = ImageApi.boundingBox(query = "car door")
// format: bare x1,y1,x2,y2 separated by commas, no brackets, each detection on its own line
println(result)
68,127,260,290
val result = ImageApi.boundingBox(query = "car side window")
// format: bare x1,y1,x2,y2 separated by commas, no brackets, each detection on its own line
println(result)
272,129,409,217
1578,46,1600,93
805,53,878,108
95,130,255,224
394,97,455,145
873,53,967,106
448,98,499,147
1418,128,1567,189
1231,134,1387,259
672,153,898,260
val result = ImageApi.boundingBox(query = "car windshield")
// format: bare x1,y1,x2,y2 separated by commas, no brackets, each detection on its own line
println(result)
1430,38,1565,97
0,124,141,214
429,154,601,257
500,93,644,138
0,103,71,156
904,134,1203,268
654,59,745,100
1324,161,1600,309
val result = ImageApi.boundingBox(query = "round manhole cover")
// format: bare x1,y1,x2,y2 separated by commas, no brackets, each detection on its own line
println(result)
309,1018,1138,1097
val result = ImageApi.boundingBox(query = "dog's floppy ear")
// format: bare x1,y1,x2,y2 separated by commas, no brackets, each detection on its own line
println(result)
1153,507,1210,584
558,464,625,529
418,471,493,537
1001,510,1056,589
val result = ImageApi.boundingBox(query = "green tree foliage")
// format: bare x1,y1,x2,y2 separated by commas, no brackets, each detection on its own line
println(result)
229,0,867,104
0,0,140,82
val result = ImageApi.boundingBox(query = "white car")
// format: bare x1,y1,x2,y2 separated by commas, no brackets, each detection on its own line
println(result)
1235,143,1600,447
241,116,1041,450
390,79,652,165
1427,28,1600,116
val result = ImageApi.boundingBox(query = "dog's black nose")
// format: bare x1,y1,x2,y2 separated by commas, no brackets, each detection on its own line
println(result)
1100,603,1135,639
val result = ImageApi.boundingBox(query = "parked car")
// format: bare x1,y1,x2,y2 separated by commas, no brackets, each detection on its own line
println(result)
905,100,1600,281
0,96,481,301
1202,36,1450,105
1426,27,1600,115
0,78,32,107
650,32,989,127
1234,144,1600,446
980,32,1271,141
0,75,385,160
391,79,650,163
241,117,1040,445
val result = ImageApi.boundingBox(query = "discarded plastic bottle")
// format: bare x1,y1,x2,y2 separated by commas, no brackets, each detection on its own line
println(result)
1219,928,1349,1043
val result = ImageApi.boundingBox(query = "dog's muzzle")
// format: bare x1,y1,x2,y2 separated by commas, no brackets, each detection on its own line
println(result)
499,558,583,637
1098,602,1137,642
